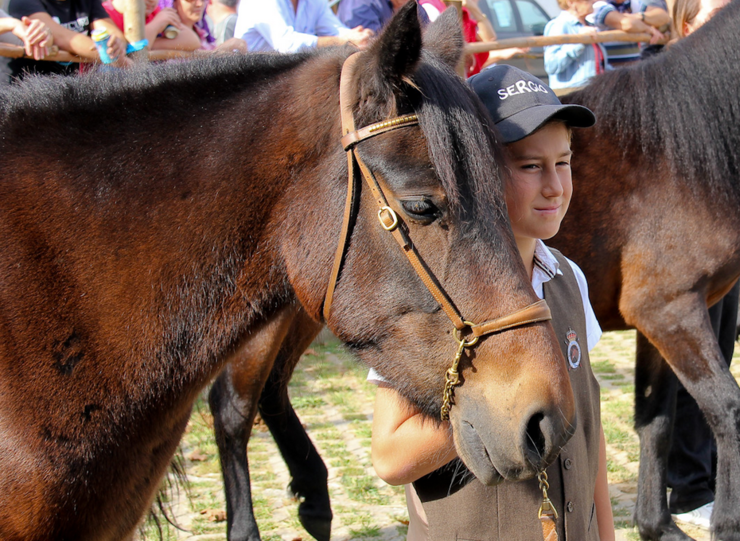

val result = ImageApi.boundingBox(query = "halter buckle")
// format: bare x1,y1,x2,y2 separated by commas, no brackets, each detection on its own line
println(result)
378,206,399,231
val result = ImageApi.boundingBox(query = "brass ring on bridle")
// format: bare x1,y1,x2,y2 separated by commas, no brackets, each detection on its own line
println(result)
454,322,479,347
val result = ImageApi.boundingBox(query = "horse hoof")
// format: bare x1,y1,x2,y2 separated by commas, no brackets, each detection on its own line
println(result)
298,515,331,541
637,520,694,541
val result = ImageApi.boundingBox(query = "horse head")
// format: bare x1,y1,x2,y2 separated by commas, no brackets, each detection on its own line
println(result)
293,4,577,484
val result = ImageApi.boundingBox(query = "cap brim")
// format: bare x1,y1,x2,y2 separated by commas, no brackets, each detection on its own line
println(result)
495,103,596,144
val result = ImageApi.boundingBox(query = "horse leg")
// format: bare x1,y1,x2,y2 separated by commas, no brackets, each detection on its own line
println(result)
209,310,297,541
629,297,740,541
258,315,328,541
633,331,690,541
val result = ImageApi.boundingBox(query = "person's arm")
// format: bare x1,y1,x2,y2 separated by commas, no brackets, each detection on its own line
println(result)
24,12,98,58
90,17,132,66
463,0,496,42
315,26,372,48
481,46,529,69
642,6,671,28
594,425,615,541
152,26,201,50
214,36,246,53
0,16,52,59
145,7,183,46
371,384,458,486
602,11,666,43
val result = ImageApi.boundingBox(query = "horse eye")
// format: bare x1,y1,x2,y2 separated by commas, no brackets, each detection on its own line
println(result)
401,199,438,220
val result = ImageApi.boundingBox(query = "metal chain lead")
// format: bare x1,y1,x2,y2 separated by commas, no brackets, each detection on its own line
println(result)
537,470,559,519
440,326,478,421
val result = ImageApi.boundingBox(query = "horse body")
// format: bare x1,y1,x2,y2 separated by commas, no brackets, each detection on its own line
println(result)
0,5,576,539
550,7,740,538
0,53,320,540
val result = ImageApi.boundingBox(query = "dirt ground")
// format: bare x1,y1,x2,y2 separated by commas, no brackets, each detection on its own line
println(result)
141,330,739,541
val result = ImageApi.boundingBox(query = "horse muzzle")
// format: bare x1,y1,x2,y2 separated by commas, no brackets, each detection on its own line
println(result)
450,388,577,485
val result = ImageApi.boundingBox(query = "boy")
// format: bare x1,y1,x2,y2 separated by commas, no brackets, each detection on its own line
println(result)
370,65,615,541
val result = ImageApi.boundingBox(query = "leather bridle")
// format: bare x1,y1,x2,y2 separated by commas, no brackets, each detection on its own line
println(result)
324,53,553,420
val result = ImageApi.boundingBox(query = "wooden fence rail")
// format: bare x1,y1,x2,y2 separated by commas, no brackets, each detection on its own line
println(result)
0,42,209,62
465,29,658,54
0,29,658,63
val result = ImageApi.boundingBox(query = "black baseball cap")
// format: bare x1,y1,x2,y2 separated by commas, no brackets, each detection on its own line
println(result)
469,65,596,143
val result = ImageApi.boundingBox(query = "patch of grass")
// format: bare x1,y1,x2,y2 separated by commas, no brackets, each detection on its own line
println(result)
353,424,373,439
330,456,355,468
604,424,633,444
291,395,327,409
591,359,617,374
348,513,382,538
343,476,390,505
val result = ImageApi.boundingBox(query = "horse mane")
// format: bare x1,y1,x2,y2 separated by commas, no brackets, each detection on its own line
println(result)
0,51,312,126
567,0,740,203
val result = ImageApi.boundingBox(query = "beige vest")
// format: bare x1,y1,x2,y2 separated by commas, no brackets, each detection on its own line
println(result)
414,250,602,541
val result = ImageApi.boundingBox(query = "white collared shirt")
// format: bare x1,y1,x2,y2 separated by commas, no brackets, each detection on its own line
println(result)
234,0,350,53
368,240,602,383
532,239,602,351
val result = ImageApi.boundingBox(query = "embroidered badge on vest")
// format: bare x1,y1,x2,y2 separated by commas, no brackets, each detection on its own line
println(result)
565,328,581,370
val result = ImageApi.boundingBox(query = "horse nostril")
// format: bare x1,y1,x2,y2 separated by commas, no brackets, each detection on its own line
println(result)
524,412,547,467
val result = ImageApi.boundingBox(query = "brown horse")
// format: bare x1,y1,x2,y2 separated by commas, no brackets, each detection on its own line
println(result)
211,2,740,540
0,4,576,540
553,3,740,539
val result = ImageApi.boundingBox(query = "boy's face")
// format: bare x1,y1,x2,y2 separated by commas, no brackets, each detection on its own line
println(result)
504,122,573,243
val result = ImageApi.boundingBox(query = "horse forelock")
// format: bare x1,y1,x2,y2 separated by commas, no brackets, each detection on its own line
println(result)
568,0,740,204
412,52,508,229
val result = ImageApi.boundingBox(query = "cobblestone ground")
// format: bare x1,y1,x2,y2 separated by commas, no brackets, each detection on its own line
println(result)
139,331,740,541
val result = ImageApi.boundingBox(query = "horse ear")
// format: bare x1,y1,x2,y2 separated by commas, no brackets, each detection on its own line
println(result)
422,7,465,70
364,1,423,90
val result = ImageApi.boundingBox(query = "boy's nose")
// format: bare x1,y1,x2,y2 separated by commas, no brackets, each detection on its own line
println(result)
541,169,564,197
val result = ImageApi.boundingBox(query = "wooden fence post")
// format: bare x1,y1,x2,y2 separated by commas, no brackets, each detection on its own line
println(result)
117,0,148,61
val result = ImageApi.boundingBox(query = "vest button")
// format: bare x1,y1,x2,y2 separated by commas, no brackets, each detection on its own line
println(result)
564,458,573,469
567,501,575,513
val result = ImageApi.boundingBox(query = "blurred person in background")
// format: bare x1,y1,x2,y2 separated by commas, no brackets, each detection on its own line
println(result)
543,0,607,91
158,0,245,51
9,0,130,77
671,0,727,36
591,0,666,66
0,12,52,84
206,0,237,44
418,0,527,77
103,0,198,50
336,0,429,34
233,0,373,53
631,0,670,56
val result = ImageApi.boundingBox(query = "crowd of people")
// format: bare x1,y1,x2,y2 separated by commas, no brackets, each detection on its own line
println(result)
0,0,731,538
0,0,727,85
